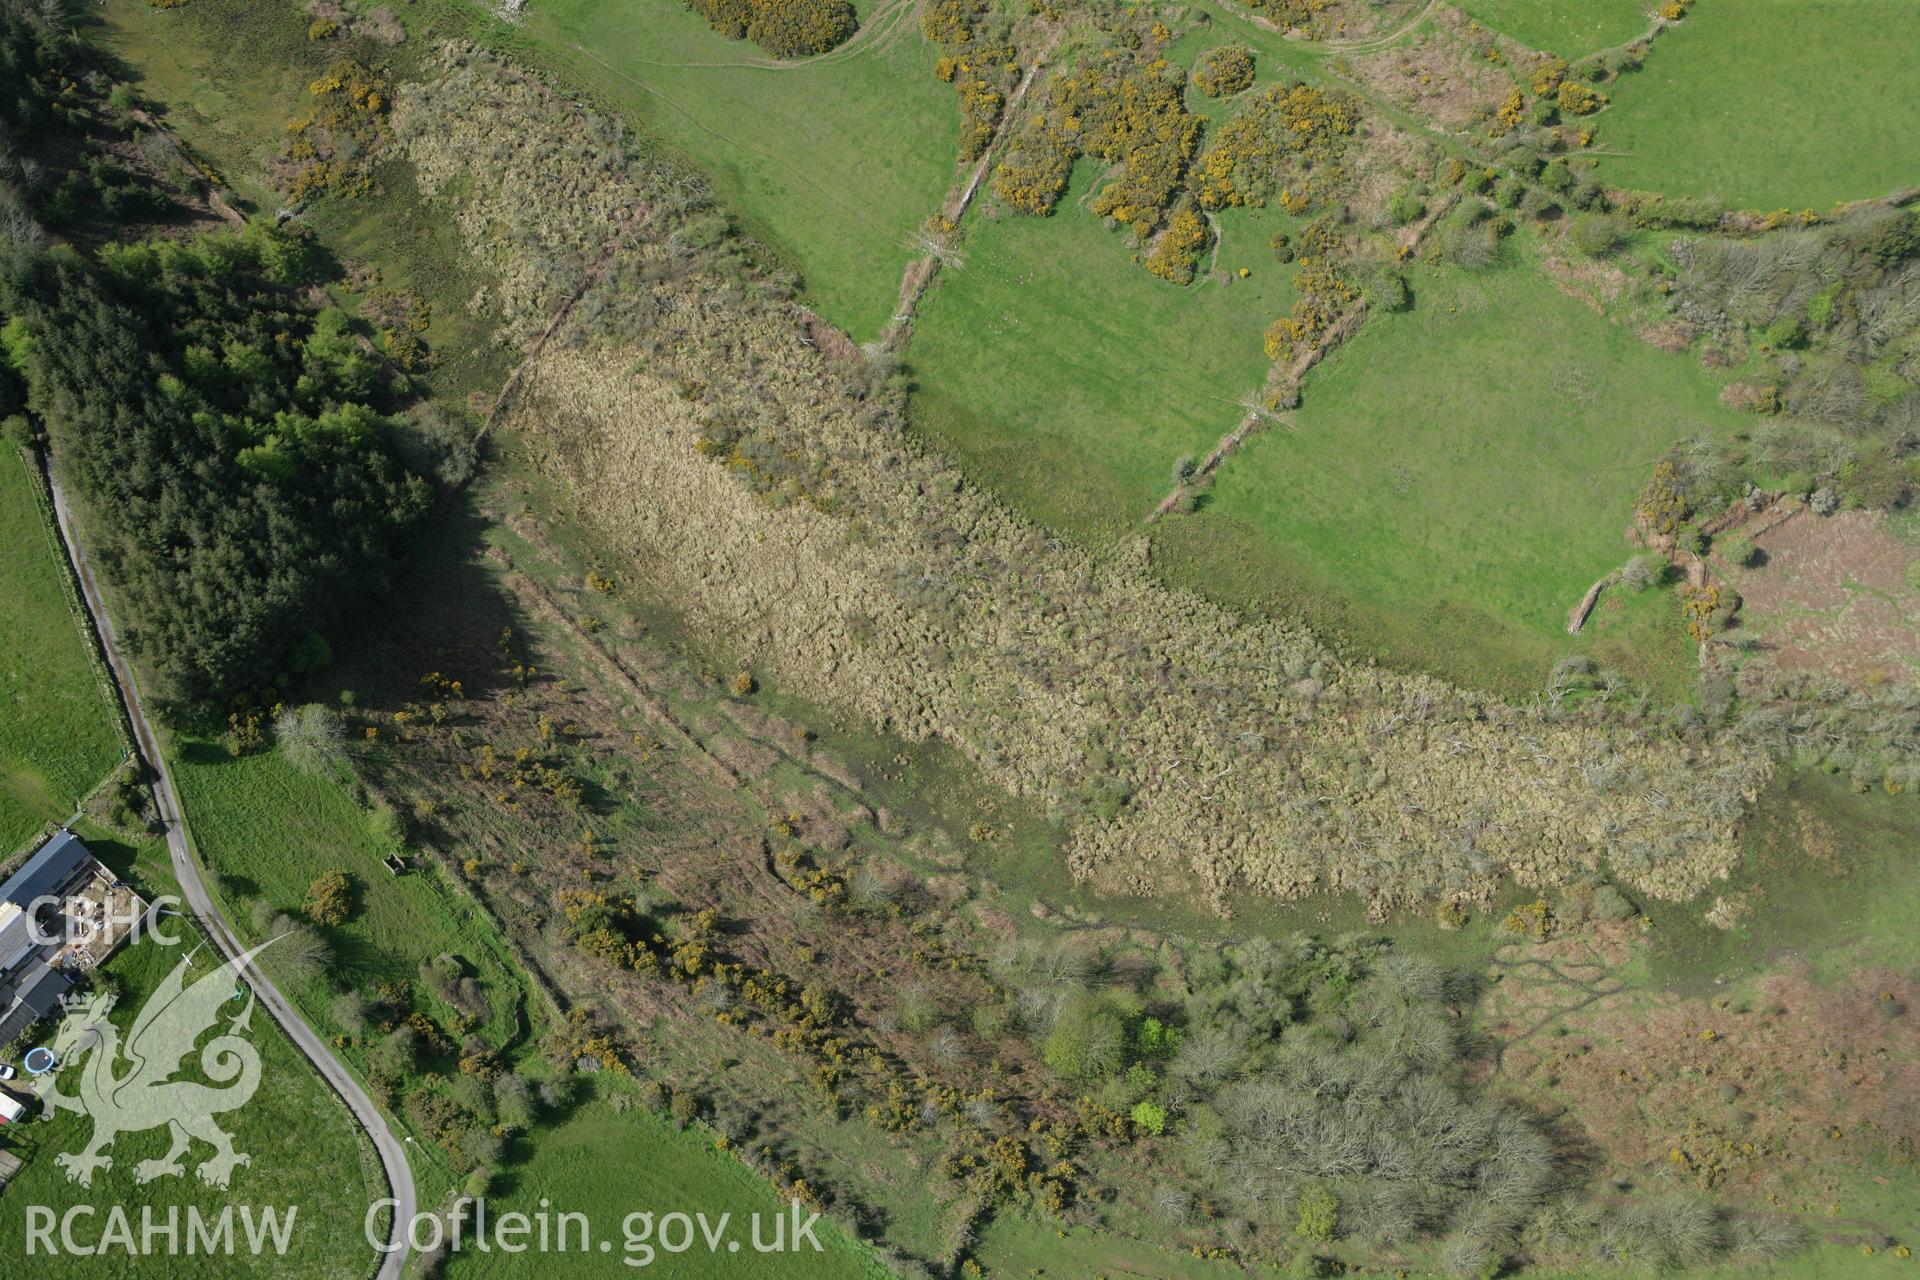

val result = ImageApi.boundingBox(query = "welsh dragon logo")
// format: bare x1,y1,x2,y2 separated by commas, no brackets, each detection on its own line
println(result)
34,941,271,1189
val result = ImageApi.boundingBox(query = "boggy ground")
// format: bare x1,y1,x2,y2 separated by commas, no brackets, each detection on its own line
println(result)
1726,509,1920,689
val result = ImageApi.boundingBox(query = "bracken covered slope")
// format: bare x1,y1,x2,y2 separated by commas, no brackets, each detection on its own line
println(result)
396,44,1771,915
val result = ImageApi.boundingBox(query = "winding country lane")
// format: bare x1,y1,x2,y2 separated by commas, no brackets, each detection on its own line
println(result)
40,455,416,1280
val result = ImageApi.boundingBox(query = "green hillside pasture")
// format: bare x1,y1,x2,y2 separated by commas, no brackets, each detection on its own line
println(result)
0,936,379,1280
512,0,958,343
911,159,1300,539
1154,260,1745,697
0,448,122,853
169,739,527,1052
1596,0,1920,210
443,1084,890,1278
1454,0,1649,58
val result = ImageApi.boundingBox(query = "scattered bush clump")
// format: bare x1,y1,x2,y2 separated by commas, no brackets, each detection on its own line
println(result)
684,0,856,59
1145,204,1210,284
1556,81,1607,116
1189,81,1360,213
277,703,348,776
1436,198,1507,269
304,869,356,926
1569,212,1627,257
277,60,391,200
1192,45,1254,98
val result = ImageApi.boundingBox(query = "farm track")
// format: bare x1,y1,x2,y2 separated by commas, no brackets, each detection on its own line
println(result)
42,458,416,1280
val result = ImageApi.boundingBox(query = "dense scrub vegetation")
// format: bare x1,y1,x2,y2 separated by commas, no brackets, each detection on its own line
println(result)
1603,204,1920,784
991,13,1359,290
1241,0,1332,35
1189,81,1360,213
0,0,186,239
1013,935,1563,1244
0,226,442,706
1192,45,1254,98
1668,206,1920,477
393,43,772,349
684,0,857,59
925,0,1018,163
994,45,1204,240
403,41,1769,921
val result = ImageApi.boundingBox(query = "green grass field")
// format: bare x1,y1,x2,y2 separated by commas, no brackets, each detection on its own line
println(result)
0,934,381,1280
443,1083,888,1278
911,158,1301,539
169,738,529,1054
506,0,957,343
0,448,122,854
1595,0,1920,209
1454,0,1650,58
904,16,1738,698
1153,255,1744,696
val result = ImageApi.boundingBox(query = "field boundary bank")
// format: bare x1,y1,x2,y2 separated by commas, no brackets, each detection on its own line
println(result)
1144,194,1457,523
881,35,1058,352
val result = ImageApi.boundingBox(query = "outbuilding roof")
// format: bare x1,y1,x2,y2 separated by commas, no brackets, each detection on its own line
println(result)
0,961,74,1048
0,830,91,911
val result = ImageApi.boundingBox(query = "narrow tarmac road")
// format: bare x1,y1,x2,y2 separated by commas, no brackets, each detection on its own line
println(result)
42,457,416,1280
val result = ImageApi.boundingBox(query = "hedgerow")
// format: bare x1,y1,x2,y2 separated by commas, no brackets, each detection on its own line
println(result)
1263,218,1358,358
684,0,857,59
925,0,1017,162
